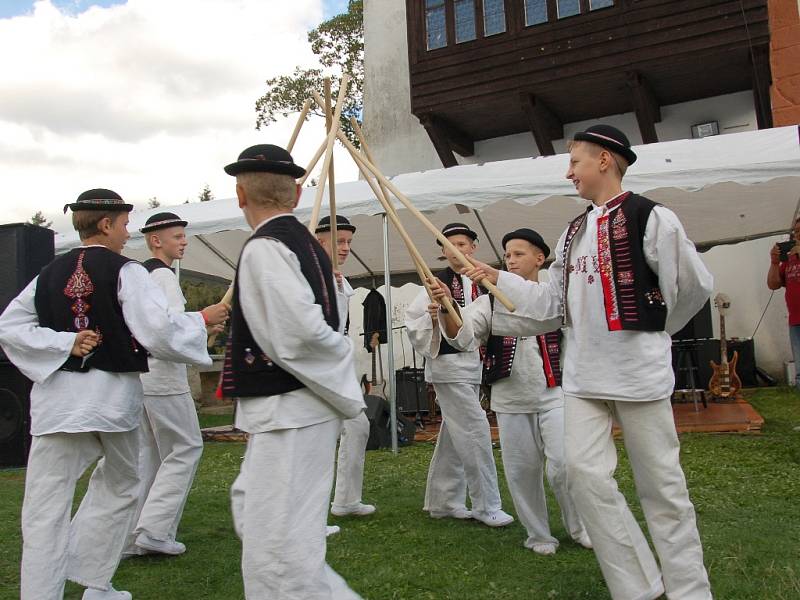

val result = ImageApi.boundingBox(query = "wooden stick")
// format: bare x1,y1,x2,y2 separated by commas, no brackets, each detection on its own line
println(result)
323,79,339,271
348,117,461,324
336,130,515,312
308,74,351,234
286,98,311,153
354,152,462,327
299,138,327,186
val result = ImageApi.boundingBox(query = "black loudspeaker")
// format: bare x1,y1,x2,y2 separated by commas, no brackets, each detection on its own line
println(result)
364,395,415,450
0,361,32,467
395,367,427,414
0,224,54,465
672,299,713,341
0,223,55,314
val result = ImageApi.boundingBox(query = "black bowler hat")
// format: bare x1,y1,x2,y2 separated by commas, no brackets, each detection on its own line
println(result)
573,124,637,166
315,214,356,234
140,212,188,234
63,188,133,214
436,222,478,246
224,144,306,178
502,228,550,258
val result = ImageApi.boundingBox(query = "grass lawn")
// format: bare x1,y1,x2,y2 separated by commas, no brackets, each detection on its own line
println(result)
1,388,799,599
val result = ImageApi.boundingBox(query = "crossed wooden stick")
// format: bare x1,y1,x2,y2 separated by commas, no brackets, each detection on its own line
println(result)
217,73,516,335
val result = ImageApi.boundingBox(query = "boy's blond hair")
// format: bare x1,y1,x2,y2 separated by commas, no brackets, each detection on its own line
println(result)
72,211,125,240
567,139,628,178
236,172,297,210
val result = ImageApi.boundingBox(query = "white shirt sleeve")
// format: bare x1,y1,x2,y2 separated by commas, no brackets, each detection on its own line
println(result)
443,295,491,351
239,239,363,418
0,277,76,383
644,206,714,335
118,262,211,366
404,287,440,359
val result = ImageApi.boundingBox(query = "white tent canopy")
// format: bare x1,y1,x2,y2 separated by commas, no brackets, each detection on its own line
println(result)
56,126,800,287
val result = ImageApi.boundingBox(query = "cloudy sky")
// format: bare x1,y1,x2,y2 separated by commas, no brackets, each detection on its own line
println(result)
0,0,355,233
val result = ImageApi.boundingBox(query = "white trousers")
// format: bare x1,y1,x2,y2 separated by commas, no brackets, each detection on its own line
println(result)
496,408,586,546
564,395,712,600
230,418,362,600
332,411,370,511
125,393,203,550
21,430,140,600
424,382,502,514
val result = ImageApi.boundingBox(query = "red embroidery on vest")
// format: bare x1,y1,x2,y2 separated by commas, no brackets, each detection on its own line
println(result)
597,213,622,331
63,250,94,331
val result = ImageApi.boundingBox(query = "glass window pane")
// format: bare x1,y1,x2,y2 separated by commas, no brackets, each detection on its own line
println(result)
590,0,614,9
425,1,447,50
455,0,477,43
524,0,548,26
557,0,581,18
483,0,506,36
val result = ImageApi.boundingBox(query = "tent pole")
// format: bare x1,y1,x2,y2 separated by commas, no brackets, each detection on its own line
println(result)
382,213,398,455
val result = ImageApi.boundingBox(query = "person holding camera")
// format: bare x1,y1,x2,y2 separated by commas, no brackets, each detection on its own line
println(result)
767,218,800,390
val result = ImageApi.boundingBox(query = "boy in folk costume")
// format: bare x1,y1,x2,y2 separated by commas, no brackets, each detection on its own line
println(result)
316,215,376,518
462,125,714,600
124,212,227,557
0,189,227,600
404,223,512,527
223,144,365,599
433,228,591,555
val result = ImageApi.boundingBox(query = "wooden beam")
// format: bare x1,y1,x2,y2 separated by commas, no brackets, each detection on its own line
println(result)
419,113,458,168
750,44,773,129
519,93,563,156
419,113,474,167
627,71,661,144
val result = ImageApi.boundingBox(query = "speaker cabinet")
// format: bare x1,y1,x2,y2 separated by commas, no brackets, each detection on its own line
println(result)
672,299,713,341
0,361,32,467
395,367,427,414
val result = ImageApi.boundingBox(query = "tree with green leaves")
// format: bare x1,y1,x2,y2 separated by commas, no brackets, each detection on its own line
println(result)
29,211,52,228
254,0,363,147
147,197,160,209
198,184,214,202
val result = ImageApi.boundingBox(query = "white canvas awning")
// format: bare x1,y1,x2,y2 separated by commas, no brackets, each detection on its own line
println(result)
55,126,800,287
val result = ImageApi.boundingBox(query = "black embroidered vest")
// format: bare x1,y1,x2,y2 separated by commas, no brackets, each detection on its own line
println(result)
563,193,667,332
142,258,173,273
482,293,562,386
34,247,149,373
222,215,340,398
436,266,484,356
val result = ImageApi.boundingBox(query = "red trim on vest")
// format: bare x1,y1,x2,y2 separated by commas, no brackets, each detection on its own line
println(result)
537,335,557,388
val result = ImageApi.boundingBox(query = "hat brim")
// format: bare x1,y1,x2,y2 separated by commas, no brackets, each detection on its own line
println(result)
224,159,306,178
315,224,356,234
140,220,189,233
502,233,550,258
436,230,478,246
64,202,134,213
573,132,637,166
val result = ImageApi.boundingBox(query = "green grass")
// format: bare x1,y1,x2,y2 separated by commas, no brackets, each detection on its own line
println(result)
1,389,799,599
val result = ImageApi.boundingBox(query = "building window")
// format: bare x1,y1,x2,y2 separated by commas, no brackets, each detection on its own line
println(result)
483,0,506,36
590,0,614,9
425,0,447,50
524,0,548,26
557,0,581,18
455,0,477,43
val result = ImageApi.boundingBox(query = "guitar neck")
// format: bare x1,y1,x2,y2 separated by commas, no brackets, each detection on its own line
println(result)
719,314,728,365
371,346,378,386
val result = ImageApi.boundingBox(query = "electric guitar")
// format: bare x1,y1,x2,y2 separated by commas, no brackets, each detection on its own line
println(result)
369,331,387,399
708,293,742,399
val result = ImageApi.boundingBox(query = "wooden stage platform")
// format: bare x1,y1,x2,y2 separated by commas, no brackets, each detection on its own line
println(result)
202,395,764,444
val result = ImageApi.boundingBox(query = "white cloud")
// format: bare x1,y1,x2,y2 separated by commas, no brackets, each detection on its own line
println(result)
0,0,358,233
